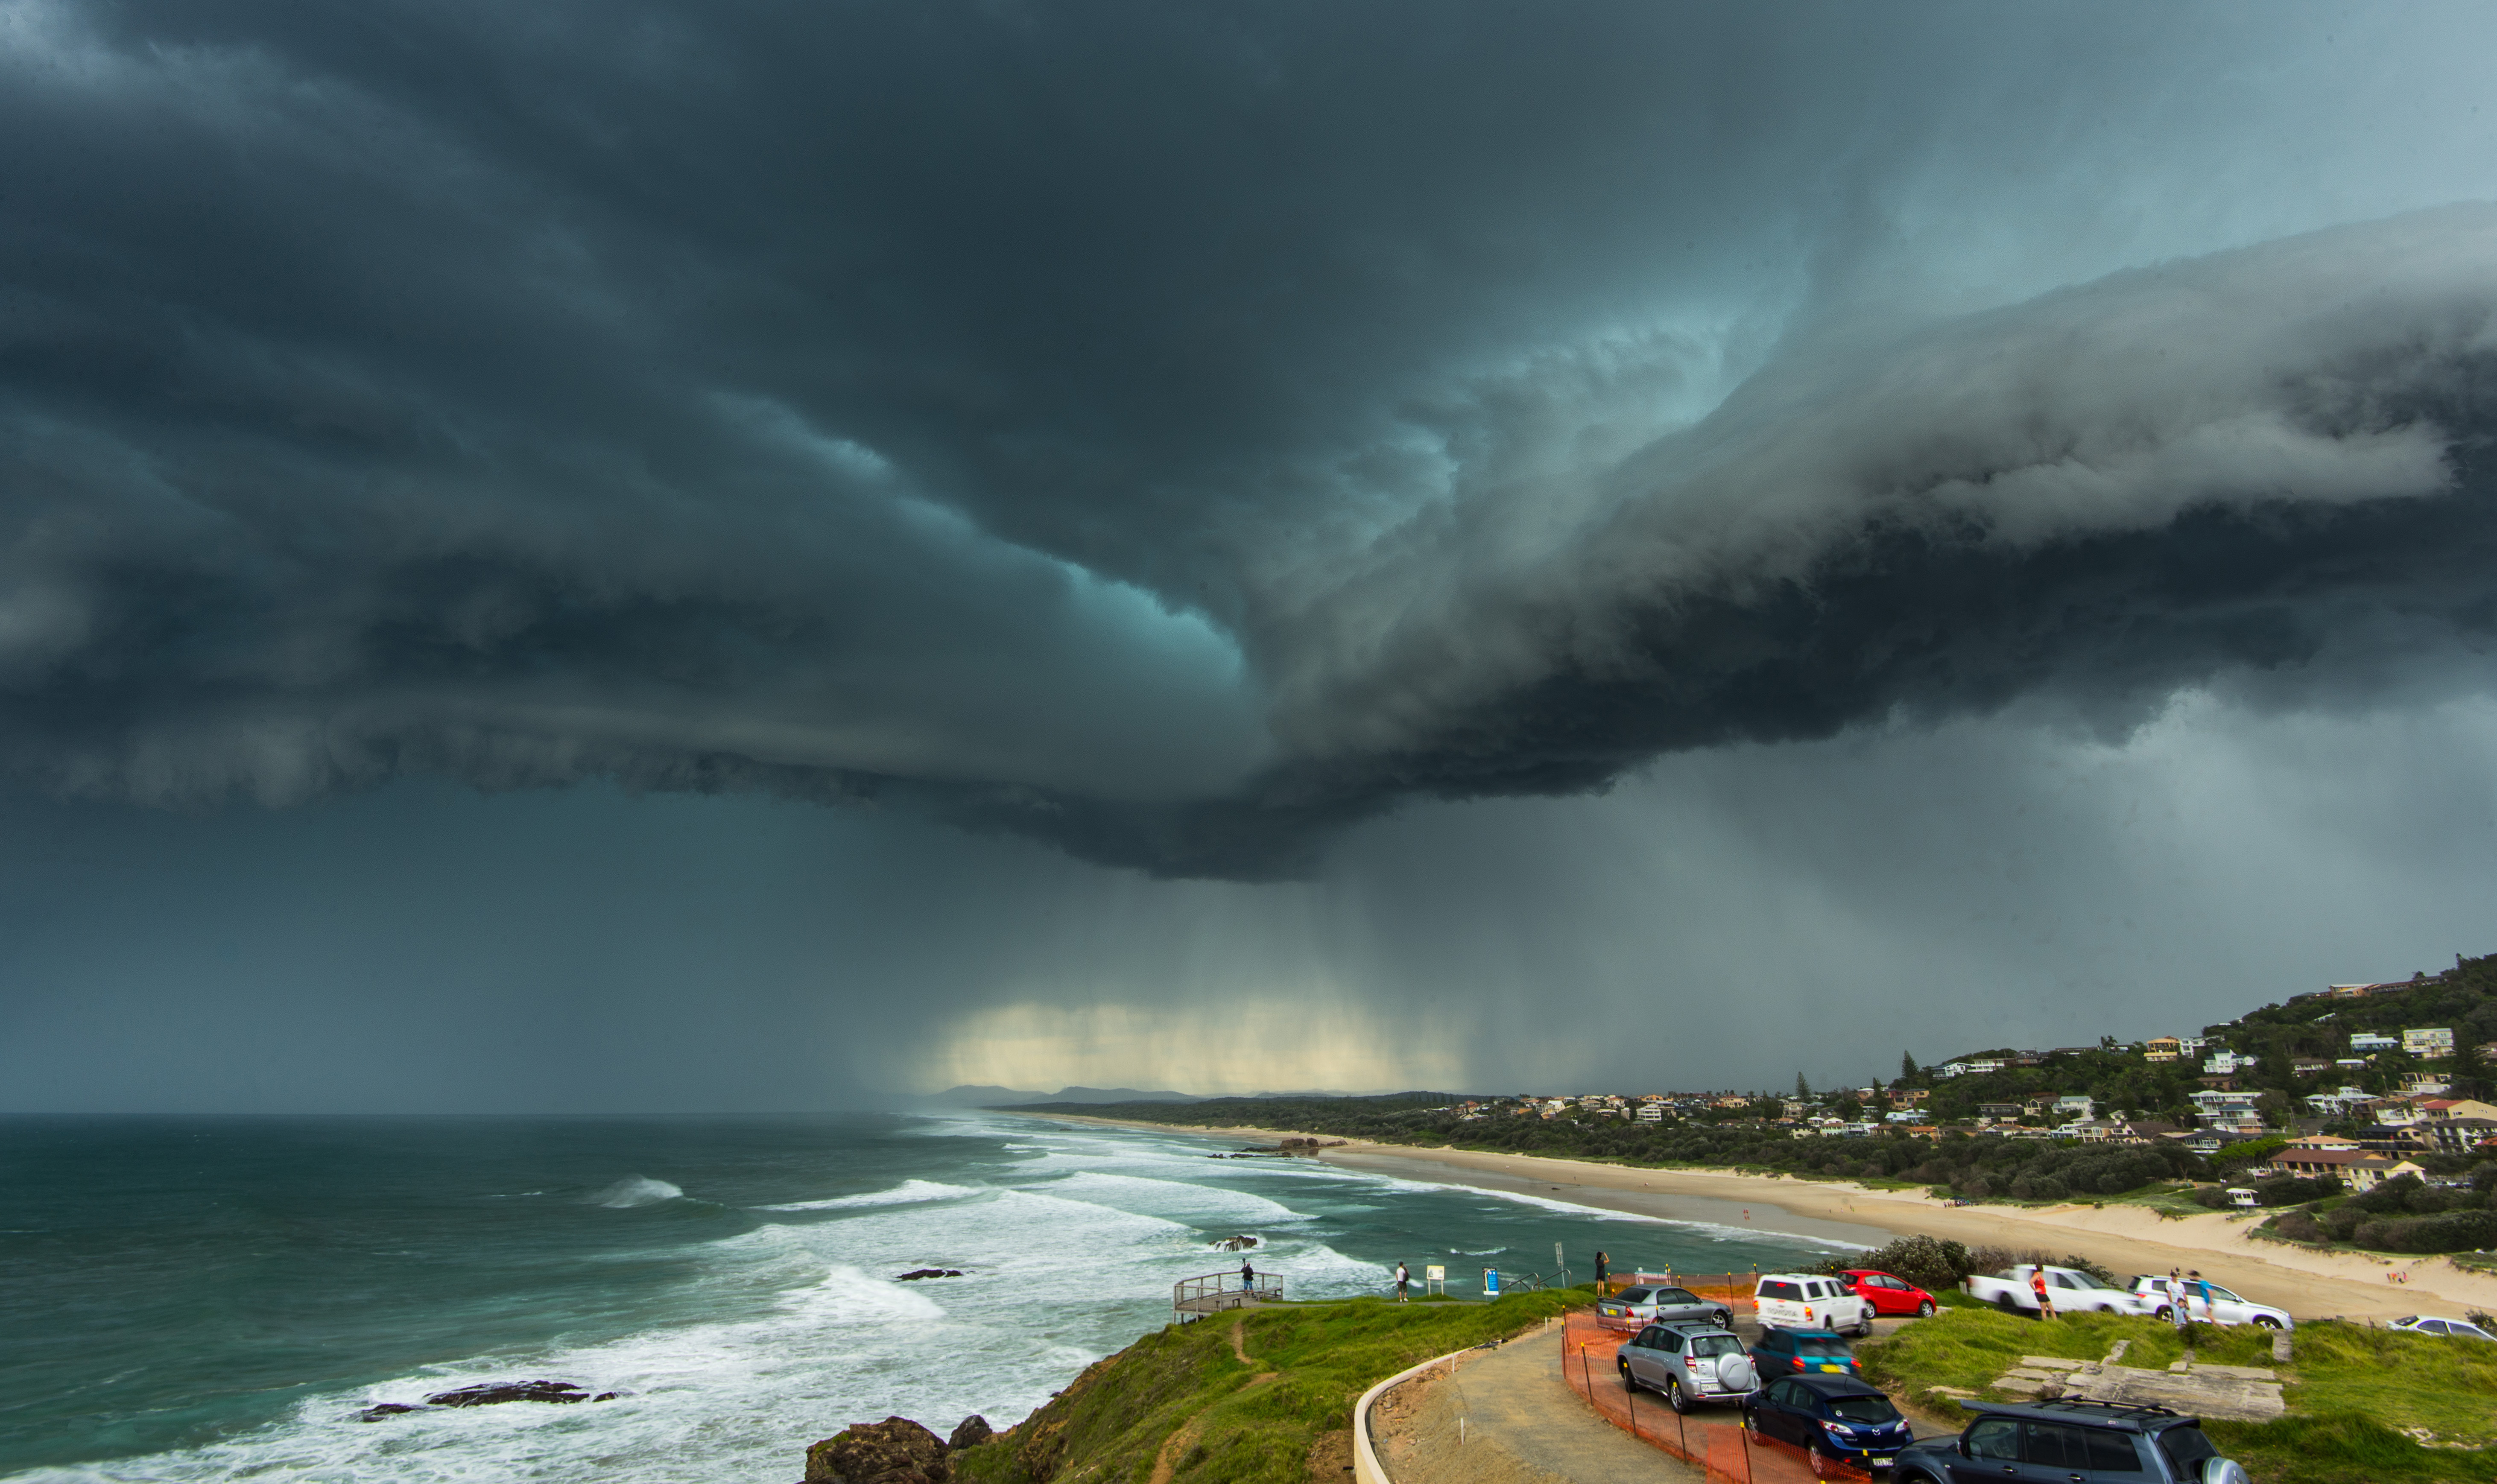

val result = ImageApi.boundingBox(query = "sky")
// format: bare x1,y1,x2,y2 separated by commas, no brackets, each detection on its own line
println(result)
6,2,2497,1109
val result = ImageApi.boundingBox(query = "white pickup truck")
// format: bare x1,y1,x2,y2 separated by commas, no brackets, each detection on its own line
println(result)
1964,1265,2161,1316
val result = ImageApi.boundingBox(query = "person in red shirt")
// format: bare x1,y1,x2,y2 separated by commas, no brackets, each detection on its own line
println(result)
2030,1267,2056,1319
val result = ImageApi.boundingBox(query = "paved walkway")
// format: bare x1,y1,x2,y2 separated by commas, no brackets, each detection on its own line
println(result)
1372,1320,1702,1484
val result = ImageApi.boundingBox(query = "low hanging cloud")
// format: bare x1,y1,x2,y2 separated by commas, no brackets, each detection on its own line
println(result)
4,1,2497,878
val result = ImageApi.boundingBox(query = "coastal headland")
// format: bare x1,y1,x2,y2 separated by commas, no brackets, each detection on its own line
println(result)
1021,1113,2497,1320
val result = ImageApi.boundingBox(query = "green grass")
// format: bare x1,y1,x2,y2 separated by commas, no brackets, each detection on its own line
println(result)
949,1288,1594,1484
1857,1307,2497,1482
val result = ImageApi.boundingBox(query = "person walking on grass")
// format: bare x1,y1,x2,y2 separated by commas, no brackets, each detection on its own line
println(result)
1395,1261,1410,1303
2030,1265,2056,1320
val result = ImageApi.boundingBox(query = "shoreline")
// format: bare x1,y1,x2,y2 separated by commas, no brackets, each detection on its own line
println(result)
1009,1112,2497,1319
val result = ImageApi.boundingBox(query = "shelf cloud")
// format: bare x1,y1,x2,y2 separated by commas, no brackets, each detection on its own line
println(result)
6,1,2497,881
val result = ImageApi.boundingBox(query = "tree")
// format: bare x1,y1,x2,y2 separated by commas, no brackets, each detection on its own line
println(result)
1901,1051,1921,1084
1795,1072,1813,1102
2451,1035,2489,1100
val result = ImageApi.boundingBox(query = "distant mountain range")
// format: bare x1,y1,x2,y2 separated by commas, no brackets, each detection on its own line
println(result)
922,1085,1396,1107
923,1084,1203,1107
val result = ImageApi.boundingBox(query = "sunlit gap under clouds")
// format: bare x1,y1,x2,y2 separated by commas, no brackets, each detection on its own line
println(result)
915,998,1467,1096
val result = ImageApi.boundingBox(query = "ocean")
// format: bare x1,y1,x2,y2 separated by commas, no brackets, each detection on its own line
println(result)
0,1112,1840,1482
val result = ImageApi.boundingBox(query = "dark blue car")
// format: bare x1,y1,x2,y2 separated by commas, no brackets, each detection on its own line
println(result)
1748,1327,1859,1379
1742,1374,1913,1472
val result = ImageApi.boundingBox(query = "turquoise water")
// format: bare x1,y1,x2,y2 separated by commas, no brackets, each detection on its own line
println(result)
0,1113,1836,1482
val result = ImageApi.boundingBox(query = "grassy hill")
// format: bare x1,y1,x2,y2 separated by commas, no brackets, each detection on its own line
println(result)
948,1289,1589,1484
1858,1306,2497,1483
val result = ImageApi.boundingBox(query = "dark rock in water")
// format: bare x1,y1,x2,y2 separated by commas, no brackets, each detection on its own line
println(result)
593,1392,623,1402
805,1416,950,1484
947,1415,994,1449
895,1268,965,1281
357,1403,423,1422
425,1380,593,1408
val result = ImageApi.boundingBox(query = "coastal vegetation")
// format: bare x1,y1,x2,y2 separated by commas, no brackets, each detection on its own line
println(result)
1856,1306,2497,1482
1018,1094,2212,1200
947,1289,1590,1484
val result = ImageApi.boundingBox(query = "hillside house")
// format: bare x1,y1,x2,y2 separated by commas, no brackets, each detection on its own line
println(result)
2403,1028,2456,1057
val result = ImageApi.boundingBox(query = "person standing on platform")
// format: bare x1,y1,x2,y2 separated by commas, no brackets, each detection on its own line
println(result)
1594,1250,1610,1296
1395,1261,1410,1302
1241,1259,1255,1296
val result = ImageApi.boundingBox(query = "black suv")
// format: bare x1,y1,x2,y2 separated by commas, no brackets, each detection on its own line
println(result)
1892,1398,2248,1484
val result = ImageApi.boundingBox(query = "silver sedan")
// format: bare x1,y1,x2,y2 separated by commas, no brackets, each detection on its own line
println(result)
1596,1284,1732,1332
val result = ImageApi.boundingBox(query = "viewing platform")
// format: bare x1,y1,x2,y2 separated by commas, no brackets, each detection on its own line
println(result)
1173,1270,1282,1321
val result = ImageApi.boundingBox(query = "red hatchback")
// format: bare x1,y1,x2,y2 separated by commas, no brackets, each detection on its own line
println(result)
1839,1269,1937,1317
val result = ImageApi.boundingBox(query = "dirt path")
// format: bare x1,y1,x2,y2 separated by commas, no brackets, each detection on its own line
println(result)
1371,1323,1702,1484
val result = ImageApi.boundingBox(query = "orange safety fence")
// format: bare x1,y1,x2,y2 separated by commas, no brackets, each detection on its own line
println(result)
1560,1312,1872,1484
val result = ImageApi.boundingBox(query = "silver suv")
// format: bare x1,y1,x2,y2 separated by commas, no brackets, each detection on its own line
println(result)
1617,1321,1760,1412
1595,1283,1733,1332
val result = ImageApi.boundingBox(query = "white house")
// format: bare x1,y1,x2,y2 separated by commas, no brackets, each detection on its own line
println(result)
2203,1051,2255,1076
2349,1032,2399,1053
2403,1028,2456,1058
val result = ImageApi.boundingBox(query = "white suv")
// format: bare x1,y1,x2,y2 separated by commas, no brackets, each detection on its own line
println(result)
1754,1273,1875,1335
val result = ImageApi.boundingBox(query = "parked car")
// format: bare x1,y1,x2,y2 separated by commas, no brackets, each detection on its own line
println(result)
2121,1275,2293,1330
1892,1398,2250,1484
1840,1268,1939,1318
1966,1265,2159,1317
1755,1272,1877,1335
1595,1282,1734,1332
1749,1327,1860,1380
1744,1374,1913,1473
2388,1315,2497,1342
1617,1320,1759,1412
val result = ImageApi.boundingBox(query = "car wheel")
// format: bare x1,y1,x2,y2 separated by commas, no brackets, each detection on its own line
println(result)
1810,1445,1842,1478
1997,1294,2020,1315
1915,1300,1936,1318
2253,1316,2283,1330
1713,1308,1732,1328
1745,1411,1765,1444
1667,1377,1690,1414
2155,1305,2173,1323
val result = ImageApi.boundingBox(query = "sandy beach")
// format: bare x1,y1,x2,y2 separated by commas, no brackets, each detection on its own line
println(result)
1021,1114,2497,1321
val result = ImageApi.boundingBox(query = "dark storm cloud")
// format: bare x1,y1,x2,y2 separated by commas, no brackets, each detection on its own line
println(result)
6,0,2497,875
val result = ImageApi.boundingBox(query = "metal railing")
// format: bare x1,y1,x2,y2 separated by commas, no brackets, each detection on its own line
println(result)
1173,1270,1284,1321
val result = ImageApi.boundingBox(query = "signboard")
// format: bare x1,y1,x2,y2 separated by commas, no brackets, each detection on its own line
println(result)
1426,1265,1445,1281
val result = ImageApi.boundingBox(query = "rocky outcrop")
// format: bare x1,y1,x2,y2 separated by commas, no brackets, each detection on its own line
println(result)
948,1415,995,1449
360,1381,621,1420
805,1416,951,1484
427,1380,597,1407
895,1268,965,1281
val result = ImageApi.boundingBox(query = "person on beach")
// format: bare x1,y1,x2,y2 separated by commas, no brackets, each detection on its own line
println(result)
1395,1261,1410,1302
2030,1265,2055,1319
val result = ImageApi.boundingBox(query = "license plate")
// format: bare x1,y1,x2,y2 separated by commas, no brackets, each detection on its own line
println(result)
1819,1364,1842,1373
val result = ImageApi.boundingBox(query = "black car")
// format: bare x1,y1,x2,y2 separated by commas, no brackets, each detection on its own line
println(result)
1892,1398,2249,1484
1743,1374,1912,1472
1748,1327,1860,1378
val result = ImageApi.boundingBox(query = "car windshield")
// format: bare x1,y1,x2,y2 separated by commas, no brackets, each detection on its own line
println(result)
1689,1335,1743,1358
1618,1287,1655,1303
1660,1289,1698,1303
1826,1395,1899,1425
2206,1285,2241,1302
1794,1338,1851,1358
